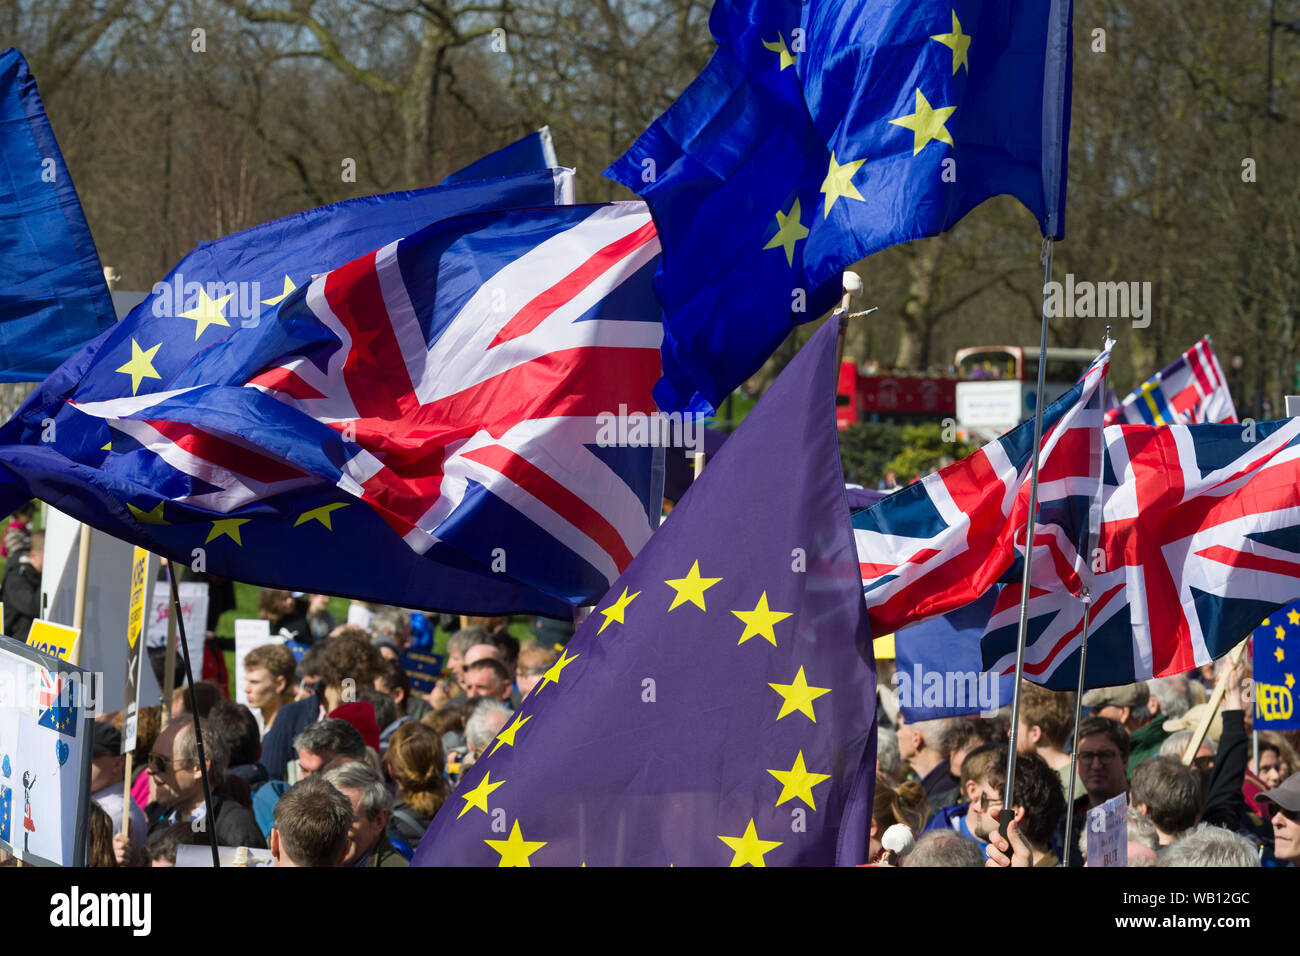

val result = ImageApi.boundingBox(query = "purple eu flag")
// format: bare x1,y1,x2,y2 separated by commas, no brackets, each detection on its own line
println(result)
414,318,876,866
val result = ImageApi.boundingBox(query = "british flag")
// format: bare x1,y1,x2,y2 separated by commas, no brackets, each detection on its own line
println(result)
1105,336,1237,427
853,343,1112,638
0,203,668,613
985,416,1300,688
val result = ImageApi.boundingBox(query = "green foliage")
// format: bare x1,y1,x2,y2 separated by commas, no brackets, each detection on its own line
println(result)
883,423,976,483
837,422,907,486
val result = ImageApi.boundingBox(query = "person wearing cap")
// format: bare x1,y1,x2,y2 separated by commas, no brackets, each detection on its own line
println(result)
90,721,149,849
1259,774,1300,865
1082,682,1168,773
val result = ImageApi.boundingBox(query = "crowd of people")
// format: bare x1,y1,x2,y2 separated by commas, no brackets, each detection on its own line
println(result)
10,598,565,868
872,657,1300,867
2,563,1297,868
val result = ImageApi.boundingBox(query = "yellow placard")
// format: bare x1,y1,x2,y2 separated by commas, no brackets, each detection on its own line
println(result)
127,546,148,649
872,633,896,660
26,619,81,663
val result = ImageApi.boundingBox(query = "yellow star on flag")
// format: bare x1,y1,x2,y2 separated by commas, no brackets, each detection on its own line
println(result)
115,339,162,396
128,501,169,525
930,10,972,74
717,819,783,867
1277,625,1287,641
457,771,505,818
1287,673,1295,690
101,441,112,451
489,713,532,756
1288,609,1300,626
206,518,250,545
484,820,547,867
769,665,831,722
665,560,722,612
1276,646,1286,663
762,198,811,267
261,275,297,306
820,152,866,217
761,34,796,70
179,287,234,340
294,502,348,530
732,591,793,646
535,648,579,693
767,751,832,810
598,587,640,634
889,88,957,156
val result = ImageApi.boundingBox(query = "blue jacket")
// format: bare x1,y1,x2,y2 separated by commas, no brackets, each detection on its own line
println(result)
261,692,324,781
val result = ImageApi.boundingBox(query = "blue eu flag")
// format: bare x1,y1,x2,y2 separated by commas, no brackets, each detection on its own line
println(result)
607,0,1074,412
0,49,116,382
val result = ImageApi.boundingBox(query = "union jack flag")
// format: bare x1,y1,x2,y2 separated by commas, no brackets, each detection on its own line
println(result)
1105,336,1237,427
36,669,77,737
0,203,667,613
985,416,1300,688
853,343,1112,639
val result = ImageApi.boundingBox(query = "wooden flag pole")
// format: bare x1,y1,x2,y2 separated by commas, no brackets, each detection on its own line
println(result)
68,524,92,666
160,563,178,729
1181,640,1248,766
119,752,134,841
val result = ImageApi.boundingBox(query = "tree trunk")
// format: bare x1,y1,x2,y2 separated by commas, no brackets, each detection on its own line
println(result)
896,237,944,369
401,23,442,187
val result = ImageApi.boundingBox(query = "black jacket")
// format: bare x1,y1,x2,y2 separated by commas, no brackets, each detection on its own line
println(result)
145,791,267,849
1,550,41,642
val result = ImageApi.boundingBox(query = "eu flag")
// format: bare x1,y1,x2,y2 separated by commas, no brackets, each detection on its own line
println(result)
413,318,876,866
1252,602,1300,731
606,0,1073,412
0,49,116,382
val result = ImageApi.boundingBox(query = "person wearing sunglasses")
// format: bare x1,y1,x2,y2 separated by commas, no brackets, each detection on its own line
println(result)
1259,774,1300,866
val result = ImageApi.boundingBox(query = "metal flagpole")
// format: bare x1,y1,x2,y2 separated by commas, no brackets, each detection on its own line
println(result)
1061,586,1092,867
171,572,220,866
999,237,1056,841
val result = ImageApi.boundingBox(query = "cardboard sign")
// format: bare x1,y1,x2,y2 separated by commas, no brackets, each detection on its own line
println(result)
1086,792,1128,868
0,635,94,866
400,650,446,694
25,620,80,664
233,619,275,709
145,581,209,684
175,844,274,867
121,548,156,753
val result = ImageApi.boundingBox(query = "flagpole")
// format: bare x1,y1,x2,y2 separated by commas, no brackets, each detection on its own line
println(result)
1061,586,1091,867
171,571,220,866
999,237,1055,841
68,523,92,666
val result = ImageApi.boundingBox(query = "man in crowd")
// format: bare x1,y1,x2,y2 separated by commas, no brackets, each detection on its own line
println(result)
1260,774,1300,865
242,642,298,736
371,606,412,653
464,658,514,706
1065,715,1131,865
113,715,264,862
941,717,999,779
965,746,1065,867
900,830,985,867
270,776,354,867
896,714,957,815
253,717,369,840
464,699,512,766
261,631,383,779
89,722,148,849
445,626,490,689
1083,682,1167,771
925,743,1003,852
208,700,269,792
1,529,42,640
1016,682,1077,795
321,760,408,867
1129,756,1201,846
375,658,431,724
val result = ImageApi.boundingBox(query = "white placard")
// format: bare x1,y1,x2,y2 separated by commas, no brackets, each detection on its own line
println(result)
1086,791,1128,867
145,582,210,685
0,637,93,866
234,619,275,709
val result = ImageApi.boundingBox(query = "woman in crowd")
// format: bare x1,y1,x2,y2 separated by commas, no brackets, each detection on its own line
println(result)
384,720,449,860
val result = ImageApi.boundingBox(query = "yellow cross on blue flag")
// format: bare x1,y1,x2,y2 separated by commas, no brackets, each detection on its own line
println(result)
607,0,1074,413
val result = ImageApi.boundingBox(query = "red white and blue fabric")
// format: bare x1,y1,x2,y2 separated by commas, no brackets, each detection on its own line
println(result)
65,203,665,607
985,416,1300,688
1105,336,1237,427
853,344,1113,639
